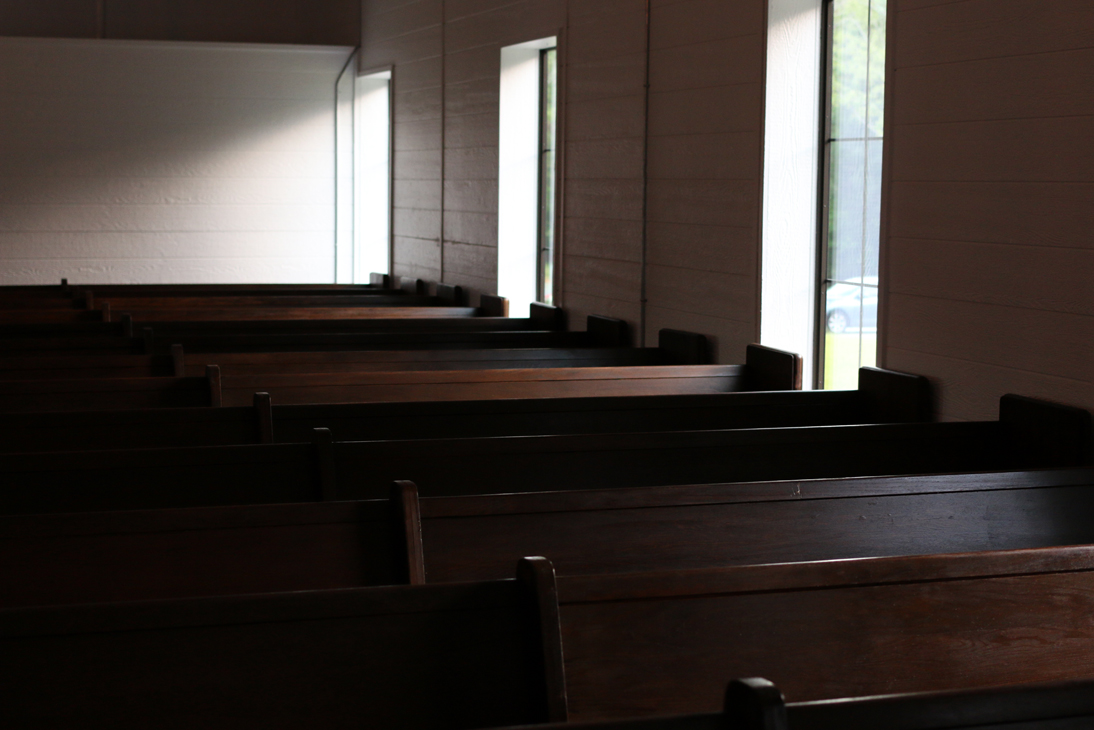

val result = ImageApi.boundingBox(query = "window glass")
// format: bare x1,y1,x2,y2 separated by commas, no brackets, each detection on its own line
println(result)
822,0,885,390
538,48,558,305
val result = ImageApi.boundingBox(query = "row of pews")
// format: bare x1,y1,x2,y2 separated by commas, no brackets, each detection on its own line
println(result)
2,278,1094,729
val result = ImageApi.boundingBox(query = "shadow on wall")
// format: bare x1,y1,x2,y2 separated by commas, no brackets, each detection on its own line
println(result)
0,37,352,285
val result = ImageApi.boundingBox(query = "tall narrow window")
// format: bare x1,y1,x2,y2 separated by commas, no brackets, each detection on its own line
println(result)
538,47,558,305
355,70,393,283
498,37,557,317
820,0,886,389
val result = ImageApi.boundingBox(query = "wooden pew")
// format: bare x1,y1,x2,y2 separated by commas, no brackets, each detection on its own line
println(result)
0,341,788,410
94,293,451,310
0,326,709,381
219,364,760,407
0,352,178,380
0,366,924,453
139,298,566,339
0,484,424,607
8,466,1094,607
495,676,1094,730
0,558,568,729
552,545,1094,719
176,327,715,376
0,366,221,413
206,339,793,407
123,305,484,322
0,395,1082,514
405,465,1094,581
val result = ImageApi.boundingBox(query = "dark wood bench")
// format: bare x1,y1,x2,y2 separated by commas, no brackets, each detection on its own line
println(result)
0,366,222,413
177,327,716,376
0,327,709,381
0,557,567,729
219,364,761,407
0,395,1082,513
496,676,1094,730
553,545,1094,720
0,352,179,380
0,366,924,453
405,465,1094,581
139,299,566,339
8,466,1094,607
0,484,425,607
0,343,788,410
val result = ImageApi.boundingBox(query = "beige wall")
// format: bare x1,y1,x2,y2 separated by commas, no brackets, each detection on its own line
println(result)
0,0,360,46
880,0,1094,419
361,0,766,359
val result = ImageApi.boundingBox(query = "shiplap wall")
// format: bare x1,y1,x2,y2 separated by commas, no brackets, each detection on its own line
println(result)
0,0,360,46
880,0,1094,420
0,37,353,284
361,0,767,360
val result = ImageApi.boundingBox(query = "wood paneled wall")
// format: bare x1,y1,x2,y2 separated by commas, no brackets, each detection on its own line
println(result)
361,0,767,360
0,0,360,46
881,0,1094,420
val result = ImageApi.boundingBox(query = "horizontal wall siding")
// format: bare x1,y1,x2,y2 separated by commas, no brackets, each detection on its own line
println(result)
0,37,351,284
362,0,767,354
0,0,360,46
362,0,445,284
645,0,766,362
882,0,1094,419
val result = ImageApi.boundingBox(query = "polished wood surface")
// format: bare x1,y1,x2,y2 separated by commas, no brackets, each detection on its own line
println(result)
0,399,1081,513
0,558,567,729
556,545,1094,719
0,371,912,453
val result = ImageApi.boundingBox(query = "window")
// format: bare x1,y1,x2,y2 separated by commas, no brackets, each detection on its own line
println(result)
819,0,886,389
498,37,558,317
538,47,558,306
355,70,393,283
335,64,391,284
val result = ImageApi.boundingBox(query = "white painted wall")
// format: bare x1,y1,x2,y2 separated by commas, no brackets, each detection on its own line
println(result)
497,37,554,318
760,0,823,386
0,37,353,285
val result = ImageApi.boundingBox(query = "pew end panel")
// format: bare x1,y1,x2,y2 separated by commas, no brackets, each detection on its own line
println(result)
531,303,566,331
658,329,711,365
369,272,396,288
744,344,802,391
480,293,510,318
1000,394,1093,468
399,276,428,295
436,283,467,306
857,367,933,423
587,315,630,347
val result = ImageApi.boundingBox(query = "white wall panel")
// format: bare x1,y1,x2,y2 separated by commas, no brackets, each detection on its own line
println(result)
0,37,353,284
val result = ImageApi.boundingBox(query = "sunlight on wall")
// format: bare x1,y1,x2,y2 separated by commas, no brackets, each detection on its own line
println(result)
0,37,353,284
760,0,823,387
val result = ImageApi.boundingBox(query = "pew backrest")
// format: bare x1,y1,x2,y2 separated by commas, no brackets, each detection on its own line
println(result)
556,545,1094,719
0,557,568,728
